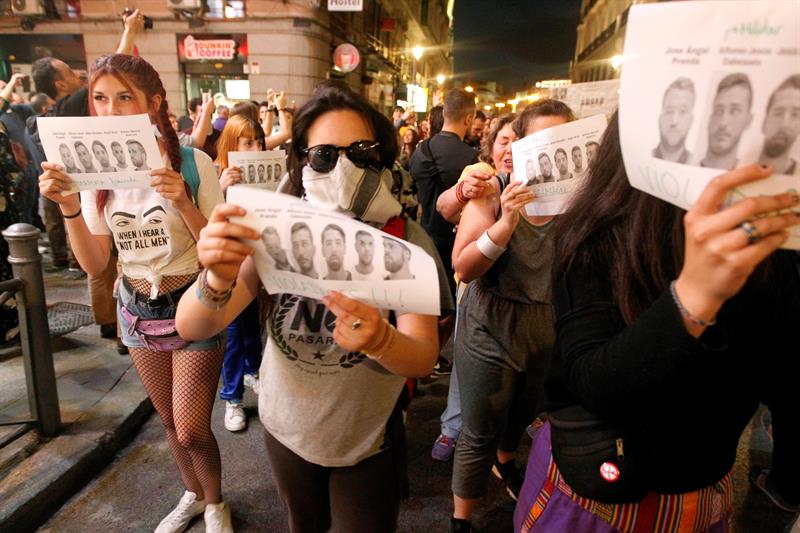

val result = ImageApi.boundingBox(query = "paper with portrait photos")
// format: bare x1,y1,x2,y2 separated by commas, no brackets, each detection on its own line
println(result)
620,1,800,249
227,150,286,190
36,114,161,194
512,114,607,216
556,79,620,120
227,185,441,316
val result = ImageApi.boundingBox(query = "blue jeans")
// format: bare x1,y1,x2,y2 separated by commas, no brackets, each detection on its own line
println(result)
220,299,262,402
440,282,467,439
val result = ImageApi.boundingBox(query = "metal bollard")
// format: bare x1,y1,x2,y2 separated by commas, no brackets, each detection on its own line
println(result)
3,223,61,437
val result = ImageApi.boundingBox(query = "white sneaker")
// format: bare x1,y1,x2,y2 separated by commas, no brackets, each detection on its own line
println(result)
154,490,205,533
224,401,246,432
243,373,259,394
204,501,234,533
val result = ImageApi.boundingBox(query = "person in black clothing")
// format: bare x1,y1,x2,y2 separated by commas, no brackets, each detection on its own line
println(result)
409,89,478,295
513,114,800,531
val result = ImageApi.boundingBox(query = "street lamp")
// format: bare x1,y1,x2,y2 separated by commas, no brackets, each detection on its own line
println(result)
611,54,623,70
411,45,424,85
436,73,446,85
465,85,474,93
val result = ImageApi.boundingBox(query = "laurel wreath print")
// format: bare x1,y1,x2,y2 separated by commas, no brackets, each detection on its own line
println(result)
271,294,367,369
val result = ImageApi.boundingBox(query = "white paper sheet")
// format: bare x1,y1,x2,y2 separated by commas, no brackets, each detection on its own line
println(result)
227,186,442,316
512,114,608,216
559,79,620,119
227,150,286,190
620,1,800,248
36,114,161,193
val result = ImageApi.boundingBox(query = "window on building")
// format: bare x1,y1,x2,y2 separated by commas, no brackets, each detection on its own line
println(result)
206,0,245,19
421,0,429,26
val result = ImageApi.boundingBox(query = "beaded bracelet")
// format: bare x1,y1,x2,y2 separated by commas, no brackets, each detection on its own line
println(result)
196,268,235,310
669,280,716,327
455,181,468,204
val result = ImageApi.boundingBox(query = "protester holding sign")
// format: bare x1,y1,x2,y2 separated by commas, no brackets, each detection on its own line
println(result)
449,100,575,533
213,114,267,433
37,54,231,532
176,80,454,532
514,114,799,532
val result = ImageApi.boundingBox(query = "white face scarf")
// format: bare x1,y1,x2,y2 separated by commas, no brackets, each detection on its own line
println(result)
301,155,401,225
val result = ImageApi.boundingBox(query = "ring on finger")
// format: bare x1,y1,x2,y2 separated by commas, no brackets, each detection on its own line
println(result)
351,318,362,330
740,221,761,245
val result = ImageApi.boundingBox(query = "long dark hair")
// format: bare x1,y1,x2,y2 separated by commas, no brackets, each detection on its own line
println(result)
552,113,685,323
89,54,181,210
286,80,398,197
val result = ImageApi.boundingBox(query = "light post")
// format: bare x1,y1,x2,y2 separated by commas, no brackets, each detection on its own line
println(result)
412,45,424,85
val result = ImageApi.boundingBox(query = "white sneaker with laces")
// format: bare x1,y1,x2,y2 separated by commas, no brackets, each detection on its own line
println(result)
154,490,205,533
204,501,234,533
243,373,259,394
224,401,246,432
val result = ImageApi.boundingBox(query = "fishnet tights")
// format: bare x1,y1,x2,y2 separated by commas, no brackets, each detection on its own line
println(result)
127,273,197,296
130,345,224,503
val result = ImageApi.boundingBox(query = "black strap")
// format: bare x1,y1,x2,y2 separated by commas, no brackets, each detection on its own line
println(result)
419,138,444,186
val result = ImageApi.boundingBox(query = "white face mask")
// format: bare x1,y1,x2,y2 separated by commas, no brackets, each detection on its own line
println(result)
302,155,401,224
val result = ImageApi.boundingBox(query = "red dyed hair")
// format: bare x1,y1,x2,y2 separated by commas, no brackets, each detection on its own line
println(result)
89,54,183,211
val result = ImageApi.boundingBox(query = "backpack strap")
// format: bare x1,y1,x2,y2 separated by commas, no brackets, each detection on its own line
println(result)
179,146,200,206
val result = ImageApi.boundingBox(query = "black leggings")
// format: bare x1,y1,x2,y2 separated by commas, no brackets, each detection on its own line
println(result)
263,430,401,533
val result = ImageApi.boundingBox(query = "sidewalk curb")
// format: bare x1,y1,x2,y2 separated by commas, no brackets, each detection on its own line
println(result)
0,365,153,533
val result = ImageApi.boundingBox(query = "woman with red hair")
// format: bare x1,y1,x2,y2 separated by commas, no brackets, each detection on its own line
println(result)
38,54,230,532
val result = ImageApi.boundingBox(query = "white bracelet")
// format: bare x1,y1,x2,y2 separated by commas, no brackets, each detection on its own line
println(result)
475,230,506,261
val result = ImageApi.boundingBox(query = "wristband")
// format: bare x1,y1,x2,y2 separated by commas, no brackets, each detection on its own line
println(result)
669,280,716,327
475,230,506,261
63,208,82,219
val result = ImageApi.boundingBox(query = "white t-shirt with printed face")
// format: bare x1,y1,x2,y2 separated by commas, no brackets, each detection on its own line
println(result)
81,148,223,288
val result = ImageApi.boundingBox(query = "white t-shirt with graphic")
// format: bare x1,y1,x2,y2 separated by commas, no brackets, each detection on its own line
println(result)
81,148,223,289
258,219,455,467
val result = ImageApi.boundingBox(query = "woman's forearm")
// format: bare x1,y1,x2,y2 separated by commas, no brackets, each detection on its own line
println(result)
370,314,439,377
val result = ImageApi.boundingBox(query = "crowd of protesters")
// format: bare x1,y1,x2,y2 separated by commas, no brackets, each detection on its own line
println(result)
0,7,797,533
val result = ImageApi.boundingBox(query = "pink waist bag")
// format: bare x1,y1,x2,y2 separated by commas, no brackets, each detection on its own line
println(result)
120,306,190,352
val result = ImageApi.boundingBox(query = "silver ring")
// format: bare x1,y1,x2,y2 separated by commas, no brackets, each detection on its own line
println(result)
740,221,761,245
351,318,362,330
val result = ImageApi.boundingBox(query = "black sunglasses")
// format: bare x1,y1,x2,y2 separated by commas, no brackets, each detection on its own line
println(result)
301,140,380,173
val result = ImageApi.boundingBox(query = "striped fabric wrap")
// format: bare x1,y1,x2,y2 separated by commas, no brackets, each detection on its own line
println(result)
518,422,733,533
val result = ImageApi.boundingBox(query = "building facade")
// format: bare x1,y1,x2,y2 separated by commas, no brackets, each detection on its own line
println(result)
570,0,656,83
0,0,453,117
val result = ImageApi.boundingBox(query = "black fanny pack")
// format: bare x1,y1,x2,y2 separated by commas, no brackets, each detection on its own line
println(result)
549,405,647,503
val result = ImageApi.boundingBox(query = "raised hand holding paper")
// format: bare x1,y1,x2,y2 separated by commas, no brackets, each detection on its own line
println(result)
36,114,161,193
227,150,286,190
512,114,607,216
227,185,441,316
619,1,800,248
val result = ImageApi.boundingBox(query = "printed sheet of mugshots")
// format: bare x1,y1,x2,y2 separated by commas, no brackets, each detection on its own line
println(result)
512,114,607,216
227,150,287,191
619,1,799,249
37,114,161,193
226,185,442,316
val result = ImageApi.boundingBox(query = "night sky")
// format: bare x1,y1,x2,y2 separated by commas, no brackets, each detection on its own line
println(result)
453,0,581,96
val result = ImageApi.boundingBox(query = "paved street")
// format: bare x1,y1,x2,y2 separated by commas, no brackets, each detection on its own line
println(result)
38,372,796,533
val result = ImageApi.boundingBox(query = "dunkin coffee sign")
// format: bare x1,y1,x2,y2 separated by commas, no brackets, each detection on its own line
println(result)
178,34,247,63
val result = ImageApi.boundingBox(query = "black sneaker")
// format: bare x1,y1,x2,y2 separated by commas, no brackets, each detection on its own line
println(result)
450,517,472,533
116,339,129,355
432,356,452,376
100,324,117,339
492,458,523,501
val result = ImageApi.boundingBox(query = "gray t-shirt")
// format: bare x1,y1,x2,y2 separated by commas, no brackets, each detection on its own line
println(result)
258,219,454,467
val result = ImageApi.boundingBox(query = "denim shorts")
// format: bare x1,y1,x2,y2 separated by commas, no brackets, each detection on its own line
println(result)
117,277,224,351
